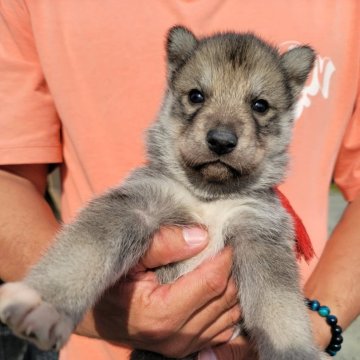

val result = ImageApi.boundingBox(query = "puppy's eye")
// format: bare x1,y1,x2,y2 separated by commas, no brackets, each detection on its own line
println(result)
251,99,269,114
189,89,205,104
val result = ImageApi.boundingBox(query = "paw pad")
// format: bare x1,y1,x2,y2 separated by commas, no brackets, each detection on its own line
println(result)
0,282,74,350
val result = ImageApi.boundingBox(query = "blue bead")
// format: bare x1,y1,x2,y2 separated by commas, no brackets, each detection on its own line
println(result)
309,300,320,311
327,315,338,326
326,349,337,356
318,305,330,317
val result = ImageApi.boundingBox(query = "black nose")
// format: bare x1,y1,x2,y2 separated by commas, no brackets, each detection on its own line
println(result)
206,128,238,155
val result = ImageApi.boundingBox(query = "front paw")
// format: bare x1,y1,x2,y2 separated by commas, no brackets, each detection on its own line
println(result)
0,282,74,350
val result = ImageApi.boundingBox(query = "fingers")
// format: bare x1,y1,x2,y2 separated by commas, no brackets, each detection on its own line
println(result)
212,336,259,360
199,304,240,346
157,247,233,324
199,336,258,360
199,348,219,360
182,278,240,343
161,303,241,358
209,325,237,346
141,226,208,269
98,245,239,358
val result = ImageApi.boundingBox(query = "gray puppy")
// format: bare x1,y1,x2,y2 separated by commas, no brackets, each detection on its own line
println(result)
0,27,325,359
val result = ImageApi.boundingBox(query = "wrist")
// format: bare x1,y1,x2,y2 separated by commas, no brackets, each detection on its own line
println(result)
306,298,344,356
74,311,99,339
304,279,345,350
308,307,332,349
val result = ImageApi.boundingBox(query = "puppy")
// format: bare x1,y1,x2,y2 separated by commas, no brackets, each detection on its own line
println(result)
0,27,325,359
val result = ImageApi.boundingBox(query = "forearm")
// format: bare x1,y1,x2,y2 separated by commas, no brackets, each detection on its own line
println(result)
0,167,59,281
304,194,360,348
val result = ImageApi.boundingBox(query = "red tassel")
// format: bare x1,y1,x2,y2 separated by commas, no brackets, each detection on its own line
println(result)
274,188,315,262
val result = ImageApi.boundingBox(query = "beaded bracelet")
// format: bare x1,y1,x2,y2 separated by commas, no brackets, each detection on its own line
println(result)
305,298,343,356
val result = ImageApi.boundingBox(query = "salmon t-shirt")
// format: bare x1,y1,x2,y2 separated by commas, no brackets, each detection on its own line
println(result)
0,1,359,359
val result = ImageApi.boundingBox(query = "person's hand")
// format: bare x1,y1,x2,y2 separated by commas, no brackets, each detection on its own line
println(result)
75,226,241,358
199,337,258,360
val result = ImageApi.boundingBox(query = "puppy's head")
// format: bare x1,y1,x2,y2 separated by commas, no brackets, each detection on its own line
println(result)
148,26,315,198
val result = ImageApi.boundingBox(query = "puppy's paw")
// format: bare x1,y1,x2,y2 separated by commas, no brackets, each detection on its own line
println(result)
0,282,74,350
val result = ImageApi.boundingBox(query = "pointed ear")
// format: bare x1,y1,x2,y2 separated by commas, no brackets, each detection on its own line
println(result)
166,26,198,73
280,46,316,98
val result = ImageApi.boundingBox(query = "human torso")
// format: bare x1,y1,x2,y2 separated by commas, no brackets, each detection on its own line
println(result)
22,1,359,359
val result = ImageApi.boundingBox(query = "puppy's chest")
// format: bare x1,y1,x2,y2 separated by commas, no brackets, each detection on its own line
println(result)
199,197,252,245
196,199,242,244
173,189,252,275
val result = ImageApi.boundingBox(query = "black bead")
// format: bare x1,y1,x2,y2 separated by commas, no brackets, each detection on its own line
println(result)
327,343,342,352
326,315,338,326
332,325,343,335
325,349,337,356
330,335,343,345
325,350,337,356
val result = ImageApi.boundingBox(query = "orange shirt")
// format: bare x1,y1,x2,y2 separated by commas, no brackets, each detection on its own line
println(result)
0,1,359,359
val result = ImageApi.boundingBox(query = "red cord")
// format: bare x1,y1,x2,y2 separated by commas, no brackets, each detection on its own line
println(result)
274,188,315,262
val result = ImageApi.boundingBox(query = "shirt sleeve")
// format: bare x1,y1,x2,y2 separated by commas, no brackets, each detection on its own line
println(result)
334,88,360,202
0,0,62,165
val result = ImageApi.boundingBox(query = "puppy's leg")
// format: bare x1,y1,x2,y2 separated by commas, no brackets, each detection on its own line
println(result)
228,203,323,360
0,173,192,351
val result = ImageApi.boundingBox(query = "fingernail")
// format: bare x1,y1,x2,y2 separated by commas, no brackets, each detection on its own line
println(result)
198,348,218,360
182,227,208,246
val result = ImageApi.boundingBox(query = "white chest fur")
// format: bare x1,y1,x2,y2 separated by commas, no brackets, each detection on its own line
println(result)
171,184,253,277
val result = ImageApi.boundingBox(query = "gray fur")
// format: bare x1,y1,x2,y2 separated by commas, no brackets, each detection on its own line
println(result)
0,27,323,359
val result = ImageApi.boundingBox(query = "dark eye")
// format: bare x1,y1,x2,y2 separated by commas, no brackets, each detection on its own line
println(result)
251,99,269,114
189,89,205,104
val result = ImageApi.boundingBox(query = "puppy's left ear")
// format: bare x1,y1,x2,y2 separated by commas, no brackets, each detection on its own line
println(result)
166,26,198,75
280,46,316,98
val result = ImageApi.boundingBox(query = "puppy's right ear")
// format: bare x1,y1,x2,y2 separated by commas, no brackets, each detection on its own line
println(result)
280,46,316,98
166,26,198,74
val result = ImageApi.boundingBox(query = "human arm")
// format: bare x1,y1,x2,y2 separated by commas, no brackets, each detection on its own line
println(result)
208,194,360,360
305,83,360,350
304,194,360,348
0,164,59,281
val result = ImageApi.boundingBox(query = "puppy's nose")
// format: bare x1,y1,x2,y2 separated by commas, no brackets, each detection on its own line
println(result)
206,128,238,155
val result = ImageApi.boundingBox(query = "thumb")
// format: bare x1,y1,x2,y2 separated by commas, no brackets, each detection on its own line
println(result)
140,226,208,269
